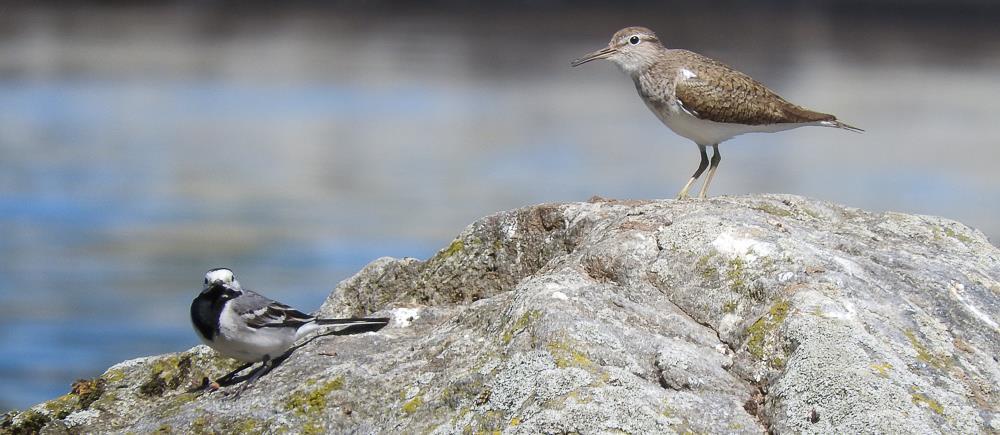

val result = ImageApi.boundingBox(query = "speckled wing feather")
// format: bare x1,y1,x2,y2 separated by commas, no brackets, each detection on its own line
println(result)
671,50,834,126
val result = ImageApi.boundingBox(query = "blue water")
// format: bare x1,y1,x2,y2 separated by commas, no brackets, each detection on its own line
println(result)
1,6,999,411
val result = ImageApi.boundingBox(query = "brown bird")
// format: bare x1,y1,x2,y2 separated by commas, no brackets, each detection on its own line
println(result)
572,26,861,199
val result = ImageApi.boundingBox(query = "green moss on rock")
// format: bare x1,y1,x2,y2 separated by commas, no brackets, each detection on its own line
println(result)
695,252,719,281
871,362,892,377
71,377,107,410
302,420,326,435
502,310,542,344
722,300,738,313
547,340,595,370
285,376,345,416
42,394,77,420
753,203,793,217
770,300,789,320
230,418,266,434
724,256,768,301
911,392,944,415
942,226,973,244
102,368,126,384
190,415,211,434
746,300,790,360
904,330,952,370
402,395,423,414
139,354,195,397
769,356,786,369
439,239,465,259
7,410,50,435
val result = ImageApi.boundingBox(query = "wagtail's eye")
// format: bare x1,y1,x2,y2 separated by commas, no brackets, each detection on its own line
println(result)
629,36,640,45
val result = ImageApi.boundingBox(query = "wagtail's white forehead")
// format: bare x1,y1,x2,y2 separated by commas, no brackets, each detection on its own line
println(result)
205,268,237,286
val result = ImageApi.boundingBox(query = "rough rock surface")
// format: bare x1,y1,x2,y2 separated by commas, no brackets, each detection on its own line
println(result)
4,195,999,434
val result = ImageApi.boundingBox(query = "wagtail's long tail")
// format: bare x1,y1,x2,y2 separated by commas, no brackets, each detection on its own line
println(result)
309,317,390,336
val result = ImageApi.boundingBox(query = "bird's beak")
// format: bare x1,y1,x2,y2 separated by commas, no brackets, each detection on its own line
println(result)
571,46,616,67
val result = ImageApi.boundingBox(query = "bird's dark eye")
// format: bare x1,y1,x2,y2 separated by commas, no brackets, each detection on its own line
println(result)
204,278,208,284
629,36,640,45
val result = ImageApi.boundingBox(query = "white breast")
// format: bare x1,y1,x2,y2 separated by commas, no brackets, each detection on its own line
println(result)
203,307,298,363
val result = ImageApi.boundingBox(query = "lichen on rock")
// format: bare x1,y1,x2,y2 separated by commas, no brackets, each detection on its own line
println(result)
5,194,998,434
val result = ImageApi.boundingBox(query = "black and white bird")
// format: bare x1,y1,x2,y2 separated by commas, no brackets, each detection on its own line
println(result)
190,267,390,392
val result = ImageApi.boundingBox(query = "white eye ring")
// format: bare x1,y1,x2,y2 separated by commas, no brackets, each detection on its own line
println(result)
629,35,640,45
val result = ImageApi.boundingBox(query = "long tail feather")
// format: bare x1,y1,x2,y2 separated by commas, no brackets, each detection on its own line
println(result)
314,317,390,326
325,322,389,336
296,317,390,339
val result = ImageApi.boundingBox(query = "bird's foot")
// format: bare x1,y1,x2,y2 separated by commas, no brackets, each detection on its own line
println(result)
187,377,211,393
187,377,224,395
223,383,252,400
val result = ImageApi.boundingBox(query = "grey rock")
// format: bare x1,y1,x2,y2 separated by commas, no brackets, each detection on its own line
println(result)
4,194,998,434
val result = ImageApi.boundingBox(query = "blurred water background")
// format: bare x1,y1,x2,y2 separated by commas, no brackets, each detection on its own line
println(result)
1,2,998,411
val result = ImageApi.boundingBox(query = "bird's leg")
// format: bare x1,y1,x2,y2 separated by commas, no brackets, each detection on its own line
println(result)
677,144,709,200
698,144,722,199
214,362,254,386
187,361,253,393
228,356,271,399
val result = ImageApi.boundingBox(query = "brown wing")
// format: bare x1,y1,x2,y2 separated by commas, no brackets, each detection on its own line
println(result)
672,51,834,125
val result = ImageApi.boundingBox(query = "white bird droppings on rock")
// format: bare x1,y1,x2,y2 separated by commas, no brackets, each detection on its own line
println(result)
833,256,866,278
949,281,999,330
391,307,421,328
711,231,775,262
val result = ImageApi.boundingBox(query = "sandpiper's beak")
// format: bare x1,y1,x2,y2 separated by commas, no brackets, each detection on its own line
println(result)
571,46,616,67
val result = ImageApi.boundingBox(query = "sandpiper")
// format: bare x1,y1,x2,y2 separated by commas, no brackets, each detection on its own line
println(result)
572,26,861,199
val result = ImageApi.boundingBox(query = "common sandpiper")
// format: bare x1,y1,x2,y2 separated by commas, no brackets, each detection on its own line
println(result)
572,26,861,199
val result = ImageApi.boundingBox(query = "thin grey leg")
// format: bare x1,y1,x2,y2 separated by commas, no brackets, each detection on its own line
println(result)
698,144,722,199
677,144,709,199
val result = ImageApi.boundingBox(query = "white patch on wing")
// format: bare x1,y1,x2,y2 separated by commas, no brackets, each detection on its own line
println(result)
680,68,697,79
244,306,272,320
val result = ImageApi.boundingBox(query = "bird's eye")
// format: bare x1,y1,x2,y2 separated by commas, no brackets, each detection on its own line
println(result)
629,36,640,45
204,278,208,284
